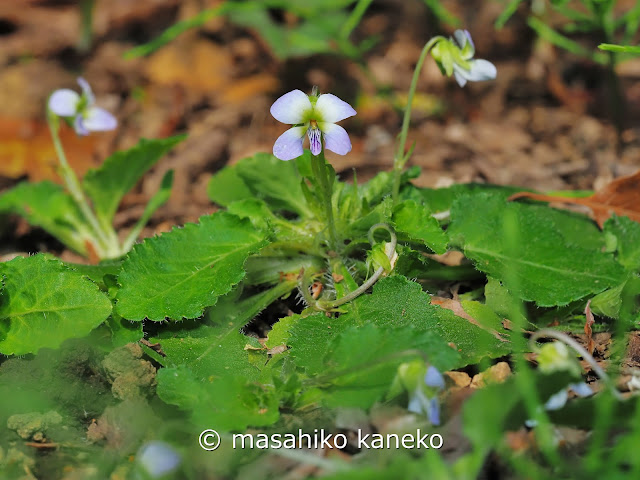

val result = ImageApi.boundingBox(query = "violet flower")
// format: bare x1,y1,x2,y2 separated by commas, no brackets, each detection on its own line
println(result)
431,30,497,88
270,88,356,161
407,366,445,425
48,77,117,136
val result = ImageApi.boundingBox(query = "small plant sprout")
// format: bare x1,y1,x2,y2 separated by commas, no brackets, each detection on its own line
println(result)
270,87,356,161
48,77,117,136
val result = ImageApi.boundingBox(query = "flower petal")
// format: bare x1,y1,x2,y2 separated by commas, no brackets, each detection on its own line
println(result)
424,366,445,389
270,90,312,125
427,397,441,426
568,382,593,398
468,59,497,81
74,115,89,136
453,68,467,87
407,387,428,415
319,123,351,156
273,126,306,161
137,441,181,478
48,89,80,117
83,107,118,131
77,77,95,105
544,389,569,411
308,127,322,156
314,94,356,123
454,29,475,59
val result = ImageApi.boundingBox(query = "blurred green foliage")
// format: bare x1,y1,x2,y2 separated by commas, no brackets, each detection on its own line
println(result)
125,0,459,61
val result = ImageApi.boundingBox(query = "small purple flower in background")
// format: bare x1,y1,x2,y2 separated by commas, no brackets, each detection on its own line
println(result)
136,441,181,478
407,365,445,425
48,77,117,136
450,30,497,87
270,88,356,161
430,29,497,88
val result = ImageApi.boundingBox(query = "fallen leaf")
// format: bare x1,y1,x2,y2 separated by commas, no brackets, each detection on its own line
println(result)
145,38,233,94
584,299,595,356
470,362,512,388
0,117,99,182
509,170,640,228
445,371,471,388
431,296,507,342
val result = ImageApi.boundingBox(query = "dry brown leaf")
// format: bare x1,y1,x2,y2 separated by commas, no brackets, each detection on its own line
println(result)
509,169,640,227
145,39,233,94
431,296,507,342
0,117,99,182
221,73,278,104
584,299,595,356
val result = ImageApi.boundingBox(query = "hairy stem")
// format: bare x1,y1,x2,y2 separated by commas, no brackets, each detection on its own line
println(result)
313,223,397,311
311,151,338,251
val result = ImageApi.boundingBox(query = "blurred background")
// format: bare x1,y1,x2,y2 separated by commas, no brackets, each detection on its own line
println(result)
1,0,639,260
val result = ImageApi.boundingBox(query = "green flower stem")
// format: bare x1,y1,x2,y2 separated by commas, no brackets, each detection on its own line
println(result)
311,151,338,251
78,0,95,53
391,36,443,205
47,112,119,258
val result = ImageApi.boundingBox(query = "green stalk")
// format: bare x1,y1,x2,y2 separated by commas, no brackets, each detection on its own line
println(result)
391,36,443,205
311,151,338,251
47,112,119,258
340,0,374,39
78,0,95,53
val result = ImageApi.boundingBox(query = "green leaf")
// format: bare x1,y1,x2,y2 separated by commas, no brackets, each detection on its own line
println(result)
0,255,112,355
287,276,509,372
604,215,640,271
412,183,526,213
528,16,607,64
599,43,640,54
448,193,626,306
116,212,268,320
209,152,313,217
0,181,93,256
122,169,174,252
237,153,313,217
207,164,254,207
318,323,460,408
83,136,185,226
392,200,448,254
150,285,293,431
156,366,279,431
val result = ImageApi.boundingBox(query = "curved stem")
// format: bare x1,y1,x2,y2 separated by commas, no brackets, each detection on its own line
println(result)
391,36,443,205
530,329,624,401
47,112,118,257
313,223,397,311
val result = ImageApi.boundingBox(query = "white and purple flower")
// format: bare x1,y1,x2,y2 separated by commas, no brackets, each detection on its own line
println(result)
431,30,497,88
407,366,445,426
270,88,356,161
136,441,181,478
48,77,117,136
